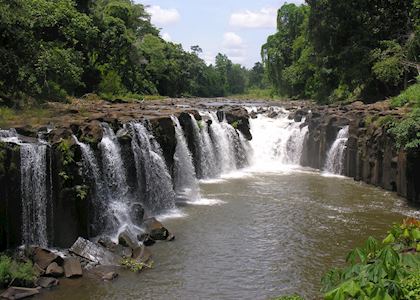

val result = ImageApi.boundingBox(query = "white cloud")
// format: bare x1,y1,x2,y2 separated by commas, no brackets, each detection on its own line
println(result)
222,32,246,63
223,32,244,49
146,5,180,26
229,8,277,29
161,32,172,42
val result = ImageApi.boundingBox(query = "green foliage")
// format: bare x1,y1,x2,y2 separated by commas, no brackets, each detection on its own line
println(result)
0,255,37,288
57,139,75,166
390,80,420,108
262,1,419,103
400,270,420,299
322,219,420,300
388,108,420,151
75,185,89,200
272,295,303,300
121,257,153,273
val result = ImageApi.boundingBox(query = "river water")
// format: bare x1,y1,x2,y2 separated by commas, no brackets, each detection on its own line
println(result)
37,168,418,300
34,108,420,299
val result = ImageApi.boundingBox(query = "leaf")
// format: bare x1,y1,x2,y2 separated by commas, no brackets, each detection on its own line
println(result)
411,228,420,240
383,233,395,244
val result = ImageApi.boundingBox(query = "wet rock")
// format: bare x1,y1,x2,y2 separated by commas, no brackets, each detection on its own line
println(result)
32,247,62,271
70,237,122,266
97,237,132,258
45,262,64,277
0,287,40,299
129,203,145,227
132,246,152,264
142,218,173,241
63,258,83,278
118,230,139,249
101,272,118,281
166,233,176,241
35,277,59,288
137,233,156,246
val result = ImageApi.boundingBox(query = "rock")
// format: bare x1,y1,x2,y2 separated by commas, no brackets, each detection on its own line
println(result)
32,247,62,270
0,287,40,299
129,203,145,227
35,277,59,288
63,258,83,278
101,272,118,281
132,246,152,264
137,233,156,246
143,218,171,241
45,262,64,277
166,233,176,241
69,237,122,265
98,237,132,258
118,230,139,249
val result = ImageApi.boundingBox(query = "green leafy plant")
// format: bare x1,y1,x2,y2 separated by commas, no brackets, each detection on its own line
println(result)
388,108,420,151
272,295,304,300
321,219,420,300
75,185,89,201
0,255,36,288
121,257,153,273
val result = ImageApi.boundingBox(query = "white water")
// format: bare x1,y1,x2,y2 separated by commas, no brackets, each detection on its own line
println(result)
248,107,309,172
131,123,175,213
324,126,349,175
171,116,201,202
20,143,49,247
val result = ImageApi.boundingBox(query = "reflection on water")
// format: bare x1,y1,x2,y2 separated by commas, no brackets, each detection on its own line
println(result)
36,169,419,300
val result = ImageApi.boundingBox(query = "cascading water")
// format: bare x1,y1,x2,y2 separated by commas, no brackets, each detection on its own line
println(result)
324,126,349,175
73,136,110,233
20,143,49,247
248,107,308,170
99,124,134,235
131,123,175,213
171,116,200,201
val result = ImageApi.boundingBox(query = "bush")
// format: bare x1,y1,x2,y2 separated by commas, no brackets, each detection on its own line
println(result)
321,219,420,300
390,81,420,109
388,108,420,151
0,255,37,288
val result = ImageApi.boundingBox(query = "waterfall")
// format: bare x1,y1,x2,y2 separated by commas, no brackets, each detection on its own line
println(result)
189,115,218,178
73,136,110,233
248,107,308,169
20,143,48,247
99,124,134,234
171,116,200,201
324,126,349,175
131,123,175,213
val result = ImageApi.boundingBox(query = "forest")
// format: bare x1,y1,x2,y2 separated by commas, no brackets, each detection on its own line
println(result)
0,0,266,106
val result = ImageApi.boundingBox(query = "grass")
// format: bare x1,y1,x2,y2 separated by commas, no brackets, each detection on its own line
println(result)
100,92,167,103
0,106,53,128
390,80,420,109
0,255,37,288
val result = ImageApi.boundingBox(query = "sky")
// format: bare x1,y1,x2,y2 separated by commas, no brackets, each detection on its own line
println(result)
137,0,305,68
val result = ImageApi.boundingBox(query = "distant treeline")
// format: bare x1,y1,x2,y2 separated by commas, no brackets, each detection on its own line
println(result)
262,1,420,103
0,0,266,106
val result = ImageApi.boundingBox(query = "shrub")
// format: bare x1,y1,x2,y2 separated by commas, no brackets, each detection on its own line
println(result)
388,108,420,151
390,81,420,109
0,255,37,288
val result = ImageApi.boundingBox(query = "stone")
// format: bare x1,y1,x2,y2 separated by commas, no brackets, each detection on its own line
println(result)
132,246,152,264
137,233,156,246
166,233,176,241
35,277,59,288
118,230,139,249
129,203,145,227
63,258,83,278
98,237,132,258
45,262,64,277
143,218,171,241
101,272,118,281
69,237,122,265
0,287,40,299
32,247,62,270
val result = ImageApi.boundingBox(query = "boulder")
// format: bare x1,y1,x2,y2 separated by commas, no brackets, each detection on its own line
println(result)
118,230,139,249
45,262,64,277
129,203,145,227
35,277,59,288
137,233,156,246
32,247,62,270
69,237,122,265
132,246,152,264
98,237,132,258
101,272,118,281
0,287,40,299
63,258,83,278
143,218,172,241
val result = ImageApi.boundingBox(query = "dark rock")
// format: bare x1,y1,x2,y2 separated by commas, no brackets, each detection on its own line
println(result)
102,272,118,281
132,246,152,264
143,218,171,241
129,203,145,227
36,277,59,288
45,262,64,277
32,248,62,271
166,233,176,241
70,237,122,265
0,287,40,299
63,258,83,278
118,230,139,249
97,237,132,258
137,233,156,246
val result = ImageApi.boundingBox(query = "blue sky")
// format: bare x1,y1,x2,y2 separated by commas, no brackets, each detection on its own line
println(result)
137,0,304,68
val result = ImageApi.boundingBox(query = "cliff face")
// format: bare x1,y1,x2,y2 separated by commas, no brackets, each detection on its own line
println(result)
297,101,420,204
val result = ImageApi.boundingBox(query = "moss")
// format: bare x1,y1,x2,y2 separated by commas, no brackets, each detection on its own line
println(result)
0,255,37,288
